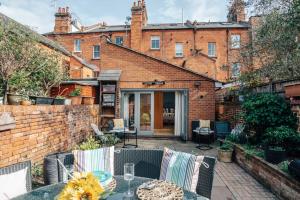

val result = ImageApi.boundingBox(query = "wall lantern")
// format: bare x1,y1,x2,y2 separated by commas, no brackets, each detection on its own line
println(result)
194,81,201,88
143,80,165,86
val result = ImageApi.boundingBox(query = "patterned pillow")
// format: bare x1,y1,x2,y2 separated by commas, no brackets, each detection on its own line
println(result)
200,120,210,128
113,119,124,130
160,148,204,192
73,146,114,175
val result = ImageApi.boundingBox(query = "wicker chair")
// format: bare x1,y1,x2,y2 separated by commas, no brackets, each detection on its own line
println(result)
51,149,216,199
0,161,32,192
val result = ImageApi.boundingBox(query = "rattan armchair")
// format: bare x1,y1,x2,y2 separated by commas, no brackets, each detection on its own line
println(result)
0,161,32,192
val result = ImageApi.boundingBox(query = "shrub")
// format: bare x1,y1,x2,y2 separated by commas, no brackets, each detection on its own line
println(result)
263,126,299,150
69,88,81,97
220,142,233,151
242,93,297,141
75,136,101,151
99,134,120,147
278,161,290,174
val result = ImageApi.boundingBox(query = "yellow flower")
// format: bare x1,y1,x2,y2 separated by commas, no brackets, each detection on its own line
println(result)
58,172,105,200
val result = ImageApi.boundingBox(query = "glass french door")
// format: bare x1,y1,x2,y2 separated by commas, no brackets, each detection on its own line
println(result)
122,92,154,135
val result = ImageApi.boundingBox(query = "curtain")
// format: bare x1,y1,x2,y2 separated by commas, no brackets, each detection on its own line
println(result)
174,92,182,136
123,94,129,122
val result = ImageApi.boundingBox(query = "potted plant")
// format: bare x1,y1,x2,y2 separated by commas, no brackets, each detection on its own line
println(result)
82,96,95,105
7,93,22,105
263,126,297,164
20,96,32,106
53,96,72,105
218,142,233,163
69,88,82,105
29,95,54,105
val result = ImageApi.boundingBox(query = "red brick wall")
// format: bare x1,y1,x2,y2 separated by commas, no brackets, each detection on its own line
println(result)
0,105,99,168
100,40,215,139
46,27,249,82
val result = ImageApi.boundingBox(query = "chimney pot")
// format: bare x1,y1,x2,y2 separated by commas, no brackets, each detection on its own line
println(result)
133,2,136,6
66,7,69,13
58,7,62,13
138,0,141,6
62,8,65,13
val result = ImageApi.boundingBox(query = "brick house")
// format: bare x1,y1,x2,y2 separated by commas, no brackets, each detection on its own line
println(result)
45,0,256,82
43,0,261,139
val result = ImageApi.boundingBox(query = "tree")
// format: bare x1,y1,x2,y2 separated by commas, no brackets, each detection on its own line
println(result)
0,20,38,103
240,0,300,86
0,18,68,103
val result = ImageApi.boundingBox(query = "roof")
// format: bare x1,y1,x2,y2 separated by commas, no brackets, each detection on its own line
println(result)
98,70,122,81
44,21,250,35
0,12,71,56
105,39,218,82
72,54,99,71
61,79,99,86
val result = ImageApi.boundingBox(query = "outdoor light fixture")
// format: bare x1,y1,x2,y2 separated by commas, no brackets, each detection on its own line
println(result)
143,80,165,86
194,81,201,88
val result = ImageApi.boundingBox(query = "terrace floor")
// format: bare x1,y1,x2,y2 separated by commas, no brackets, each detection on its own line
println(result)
116,139,278,200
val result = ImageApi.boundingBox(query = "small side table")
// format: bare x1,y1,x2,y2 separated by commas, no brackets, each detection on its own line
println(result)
123,127,138,148
193,129,214,150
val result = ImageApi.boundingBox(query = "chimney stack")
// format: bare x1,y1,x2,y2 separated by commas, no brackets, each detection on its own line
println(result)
54,6,72,33
227,0,246,22
130,0,148,51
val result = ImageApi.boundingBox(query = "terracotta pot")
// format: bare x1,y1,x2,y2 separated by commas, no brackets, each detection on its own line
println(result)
53,98,72,105
218,148,233,163
82,97,95,105
7,94,22,105
70,96,82,105
20,100,32,106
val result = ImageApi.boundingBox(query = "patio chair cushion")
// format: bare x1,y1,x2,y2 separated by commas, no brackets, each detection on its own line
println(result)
159,148,204,192
73,146,114,175
0,167,28,199
113,119,124,130
199,120,210,128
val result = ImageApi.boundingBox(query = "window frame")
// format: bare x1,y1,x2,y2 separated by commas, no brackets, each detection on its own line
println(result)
74,39,81,52
175,43,184,57
151,36,160,50
231,63,241,78
231,34,241,49
115,36,124,46
208,42,216,57
93,45,100,59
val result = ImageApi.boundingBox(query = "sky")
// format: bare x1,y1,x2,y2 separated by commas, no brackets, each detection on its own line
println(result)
0,0,239,34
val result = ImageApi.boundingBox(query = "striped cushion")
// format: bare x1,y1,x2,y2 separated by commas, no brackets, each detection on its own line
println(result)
159,148,204,192
73,146,114,175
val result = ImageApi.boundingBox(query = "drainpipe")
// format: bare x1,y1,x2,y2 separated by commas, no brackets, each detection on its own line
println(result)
226,28,230,79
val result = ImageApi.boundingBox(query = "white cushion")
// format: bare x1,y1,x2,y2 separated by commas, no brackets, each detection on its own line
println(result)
0,167,28,199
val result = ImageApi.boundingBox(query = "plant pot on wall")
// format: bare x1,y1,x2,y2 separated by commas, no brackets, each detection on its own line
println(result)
53,98,72,105
82,97,95,105
30,96,54,105
20,100,32,106
265,147,287,164
7,94,22,105
70,96,82,105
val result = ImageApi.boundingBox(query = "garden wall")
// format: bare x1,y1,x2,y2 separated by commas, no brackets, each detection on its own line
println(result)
0,105,99,168
234,145,300,200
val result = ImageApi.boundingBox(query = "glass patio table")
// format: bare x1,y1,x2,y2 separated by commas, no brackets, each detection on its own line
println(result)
13,176,208,200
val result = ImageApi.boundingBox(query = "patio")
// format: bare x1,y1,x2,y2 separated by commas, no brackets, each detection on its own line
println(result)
115,139,278,200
